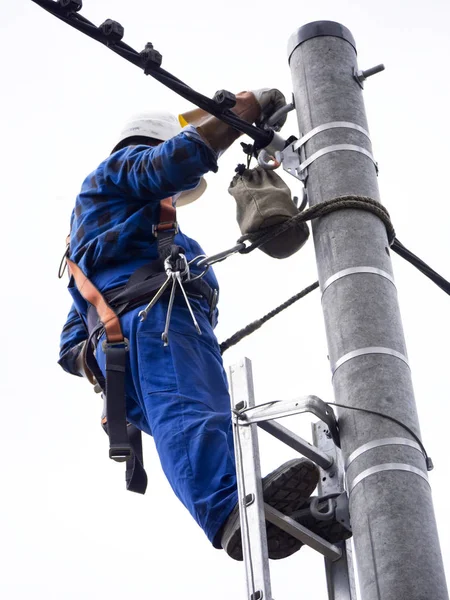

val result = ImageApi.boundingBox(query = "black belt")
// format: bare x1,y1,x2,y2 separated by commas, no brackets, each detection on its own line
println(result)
86,264,219,343
107,272,218,316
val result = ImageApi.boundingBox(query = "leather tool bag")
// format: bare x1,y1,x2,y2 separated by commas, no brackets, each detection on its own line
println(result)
228,165,309,259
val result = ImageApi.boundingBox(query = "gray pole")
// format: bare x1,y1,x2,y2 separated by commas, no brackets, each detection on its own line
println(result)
288,22,448,600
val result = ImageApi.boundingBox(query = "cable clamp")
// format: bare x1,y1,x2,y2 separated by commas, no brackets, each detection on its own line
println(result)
58,0,82,12
140,42,162,72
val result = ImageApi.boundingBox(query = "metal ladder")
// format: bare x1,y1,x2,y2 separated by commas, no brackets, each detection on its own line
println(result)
229,358,356,600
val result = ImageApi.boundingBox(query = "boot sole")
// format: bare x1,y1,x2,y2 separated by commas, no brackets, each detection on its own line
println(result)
224,459,319,561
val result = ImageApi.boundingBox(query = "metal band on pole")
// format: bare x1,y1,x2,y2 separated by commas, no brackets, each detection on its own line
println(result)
331,347,410,377
345,437,424,470
348,463,430,494
294,121,371,150
322,266,396,296
299,144,377,173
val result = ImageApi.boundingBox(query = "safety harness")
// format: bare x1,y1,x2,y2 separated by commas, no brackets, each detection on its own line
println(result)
65,197,218,494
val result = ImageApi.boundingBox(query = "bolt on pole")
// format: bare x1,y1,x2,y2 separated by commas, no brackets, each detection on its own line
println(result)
288,21,448,600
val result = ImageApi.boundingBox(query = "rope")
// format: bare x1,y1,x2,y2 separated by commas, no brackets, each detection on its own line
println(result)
220,195,393,354
220,281,319,354
238,195,396,254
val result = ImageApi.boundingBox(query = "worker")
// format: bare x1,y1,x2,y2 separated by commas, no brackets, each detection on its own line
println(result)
58,89,322,560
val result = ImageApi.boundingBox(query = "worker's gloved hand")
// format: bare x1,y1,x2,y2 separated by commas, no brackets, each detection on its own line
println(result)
251,88,287,131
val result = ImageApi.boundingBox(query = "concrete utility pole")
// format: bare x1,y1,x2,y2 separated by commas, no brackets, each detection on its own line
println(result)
288,22,448,600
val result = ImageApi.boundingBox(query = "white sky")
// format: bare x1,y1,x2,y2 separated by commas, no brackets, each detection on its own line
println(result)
1,0,449,598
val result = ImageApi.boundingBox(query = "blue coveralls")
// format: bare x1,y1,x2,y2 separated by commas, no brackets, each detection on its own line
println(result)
59,127,238,547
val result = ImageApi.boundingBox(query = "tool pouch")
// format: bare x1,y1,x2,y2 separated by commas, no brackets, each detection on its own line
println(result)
228,165,309,259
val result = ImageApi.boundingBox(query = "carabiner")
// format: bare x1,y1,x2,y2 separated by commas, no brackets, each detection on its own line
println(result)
257,149,283,170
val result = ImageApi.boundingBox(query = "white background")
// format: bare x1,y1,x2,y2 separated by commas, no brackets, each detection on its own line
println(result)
1,0,449,598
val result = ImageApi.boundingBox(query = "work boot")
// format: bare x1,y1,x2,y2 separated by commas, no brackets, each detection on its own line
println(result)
269,496,353,560
221,458,319,561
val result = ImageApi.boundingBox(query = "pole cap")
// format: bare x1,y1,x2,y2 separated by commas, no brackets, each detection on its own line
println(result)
288,21,356,63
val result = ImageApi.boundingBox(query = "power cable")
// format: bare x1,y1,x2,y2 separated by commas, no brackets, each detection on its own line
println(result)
220,282,319,354
31,0,273,148
391,238,450,295
326,402,433,471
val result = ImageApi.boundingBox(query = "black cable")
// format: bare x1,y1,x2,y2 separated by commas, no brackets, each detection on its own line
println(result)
220,281,319,354
392,238,450,296
31,0,273,147
326,402,433,471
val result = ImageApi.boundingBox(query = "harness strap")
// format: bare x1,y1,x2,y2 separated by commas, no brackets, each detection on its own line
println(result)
104,342,131,461
66,257,147,494
66,259,123,343
154,197,178,261
126,424,148,494
156,197,177,233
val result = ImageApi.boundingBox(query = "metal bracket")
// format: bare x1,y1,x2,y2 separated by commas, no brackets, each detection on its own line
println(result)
281,140,307,181
313,422,358,600
236,395,340,448
279,121,372,183
310,493,352,533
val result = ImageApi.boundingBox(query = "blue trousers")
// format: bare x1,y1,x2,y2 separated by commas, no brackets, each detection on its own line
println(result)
96,297,238,547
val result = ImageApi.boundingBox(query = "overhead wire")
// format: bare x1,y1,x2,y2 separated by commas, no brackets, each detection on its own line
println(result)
31,0,273,147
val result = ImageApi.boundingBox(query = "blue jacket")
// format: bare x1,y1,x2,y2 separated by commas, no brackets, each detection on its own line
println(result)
59,126,220,375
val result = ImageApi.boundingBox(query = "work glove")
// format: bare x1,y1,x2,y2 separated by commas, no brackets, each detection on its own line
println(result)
251,88,287,131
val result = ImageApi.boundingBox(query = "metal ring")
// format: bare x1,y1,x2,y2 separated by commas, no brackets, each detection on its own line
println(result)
332,347,409,377
345,438,424,470
348,463,429,494
322,267,395,296
294,122,370,150
299,144,377,173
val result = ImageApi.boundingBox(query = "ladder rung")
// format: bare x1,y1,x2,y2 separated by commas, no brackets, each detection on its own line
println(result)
264,503,342,561
258,420,334,469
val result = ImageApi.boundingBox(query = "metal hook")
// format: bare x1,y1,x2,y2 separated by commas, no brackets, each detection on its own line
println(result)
310,496,336,521
257,150,283,170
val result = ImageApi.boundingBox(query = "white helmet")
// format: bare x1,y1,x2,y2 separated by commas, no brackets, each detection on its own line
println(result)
112,110,206,207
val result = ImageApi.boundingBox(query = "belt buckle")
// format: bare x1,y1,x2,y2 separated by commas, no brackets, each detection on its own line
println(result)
152,222,179,237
